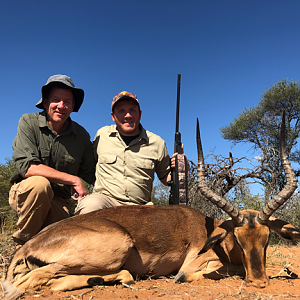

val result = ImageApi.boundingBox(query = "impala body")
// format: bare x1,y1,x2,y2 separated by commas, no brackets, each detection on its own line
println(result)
2,113,300,300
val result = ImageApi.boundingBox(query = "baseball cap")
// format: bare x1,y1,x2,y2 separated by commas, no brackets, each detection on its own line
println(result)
111,91,140,111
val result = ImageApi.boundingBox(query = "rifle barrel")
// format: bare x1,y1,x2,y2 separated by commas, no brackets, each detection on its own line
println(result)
175,74,181,133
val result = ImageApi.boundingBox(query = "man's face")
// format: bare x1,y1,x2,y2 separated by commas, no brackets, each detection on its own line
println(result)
111,99,142,136
43,87,75,129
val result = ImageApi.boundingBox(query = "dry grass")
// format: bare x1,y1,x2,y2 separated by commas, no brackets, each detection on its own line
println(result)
267,244,296,274
0,231,15,280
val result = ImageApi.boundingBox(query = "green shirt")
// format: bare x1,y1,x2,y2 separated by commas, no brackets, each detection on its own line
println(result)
93,124,170,204
10,112,96,198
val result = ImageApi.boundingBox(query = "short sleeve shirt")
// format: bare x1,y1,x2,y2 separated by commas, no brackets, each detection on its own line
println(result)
93,125,170,204
10,112,96,198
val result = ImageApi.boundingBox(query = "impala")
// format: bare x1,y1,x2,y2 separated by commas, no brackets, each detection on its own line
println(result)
2,113,300,300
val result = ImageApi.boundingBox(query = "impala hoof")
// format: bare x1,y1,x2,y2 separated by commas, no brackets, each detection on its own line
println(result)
87,277,104,286
174,271,187,283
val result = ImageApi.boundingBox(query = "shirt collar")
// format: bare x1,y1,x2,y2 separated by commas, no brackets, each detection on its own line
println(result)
109,124,149,143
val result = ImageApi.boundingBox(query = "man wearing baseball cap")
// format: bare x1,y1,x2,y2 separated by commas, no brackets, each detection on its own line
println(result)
9,74,96,247
75,91,188,214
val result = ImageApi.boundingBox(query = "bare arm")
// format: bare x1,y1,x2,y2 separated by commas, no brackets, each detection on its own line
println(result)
25,162,87,200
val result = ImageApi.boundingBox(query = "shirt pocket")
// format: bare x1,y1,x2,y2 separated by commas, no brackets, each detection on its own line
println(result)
99,154,117,164
134,158,155,169
59,154,80,173
63,154,75,164
133,158,155,184
98,154,117,179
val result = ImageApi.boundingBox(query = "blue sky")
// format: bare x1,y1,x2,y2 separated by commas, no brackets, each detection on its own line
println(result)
1,1,300,192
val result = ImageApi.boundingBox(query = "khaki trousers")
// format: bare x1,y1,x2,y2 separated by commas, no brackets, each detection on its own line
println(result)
74,193,153,215
9,176,70,243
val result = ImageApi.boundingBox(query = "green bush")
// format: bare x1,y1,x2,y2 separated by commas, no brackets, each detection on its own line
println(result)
0,158,16,233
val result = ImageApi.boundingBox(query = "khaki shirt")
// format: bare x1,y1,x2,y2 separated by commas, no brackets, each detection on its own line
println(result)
10,112,96,198
93,125,170,204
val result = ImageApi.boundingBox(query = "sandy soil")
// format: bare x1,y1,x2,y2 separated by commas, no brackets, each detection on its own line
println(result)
4,245,300,300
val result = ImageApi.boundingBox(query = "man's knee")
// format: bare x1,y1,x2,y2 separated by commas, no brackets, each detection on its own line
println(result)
24,176,53,195
13,176,54,210
75,194,119,215
75,195,101,215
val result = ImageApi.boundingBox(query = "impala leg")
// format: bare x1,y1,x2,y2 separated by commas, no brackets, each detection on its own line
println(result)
48,270,134,291
101,269,134,284
185,260,245,282
12,264,62,293
10,261,31,283
174,249,239,283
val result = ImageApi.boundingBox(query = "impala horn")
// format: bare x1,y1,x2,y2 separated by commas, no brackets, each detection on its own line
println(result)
196,118,245,225
257,111,298,224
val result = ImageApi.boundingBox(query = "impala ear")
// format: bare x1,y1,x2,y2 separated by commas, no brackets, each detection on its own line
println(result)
199,220,233,254
268,218,300,240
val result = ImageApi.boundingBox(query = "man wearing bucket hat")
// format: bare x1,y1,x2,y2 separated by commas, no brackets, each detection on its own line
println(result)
75,91,188,214
9,74,96,247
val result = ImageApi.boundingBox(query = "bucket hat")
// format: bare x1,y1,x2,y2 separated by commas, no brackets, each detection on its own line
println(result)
112,91,140,111
36,74,84,112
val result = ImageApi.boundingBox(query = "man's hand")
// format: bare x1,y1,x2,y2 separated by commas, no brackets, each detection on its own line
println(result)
170,145,189,172
71,178,87,200
161,145,189,186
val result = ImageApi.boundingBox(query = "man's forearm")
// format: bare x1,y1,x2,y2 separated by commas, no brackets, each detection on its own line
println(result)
25,162,87,199
25,162,79,186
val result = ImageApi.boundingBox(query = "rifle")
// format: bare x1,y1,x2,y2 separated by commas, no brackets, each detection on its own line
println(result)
169,74,188,205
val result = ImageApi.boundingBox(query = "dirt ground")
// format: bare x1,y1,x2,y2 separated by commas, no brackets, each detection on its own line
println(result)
2,245,300,300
